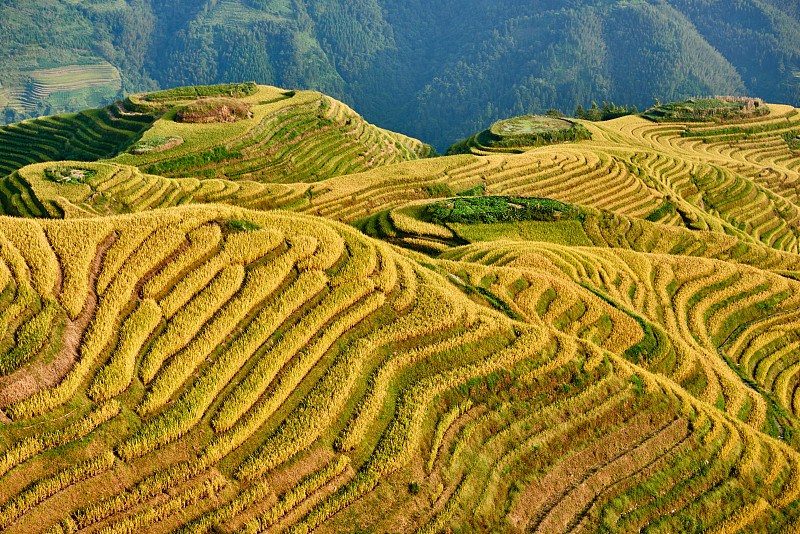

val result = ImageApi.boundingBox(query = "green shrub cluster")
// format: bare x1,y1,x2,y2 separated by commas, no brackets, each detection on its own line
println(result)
643,97,768,123
143,82,258,102
784,132,800,151
486,116,591,147
575,101,638,121
44,166,97,185
427,196,581,225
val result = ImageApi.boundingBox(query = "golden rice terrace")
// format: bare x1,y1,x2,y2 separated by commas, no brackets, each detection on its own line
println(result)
2,86,800,533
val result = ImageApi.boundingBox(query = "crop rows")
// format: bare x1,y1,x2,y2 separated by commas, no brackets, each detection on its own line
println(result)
1,204,798,532
443,238,800,434
5,94,800,533
133,93,426,183
0,104,154,178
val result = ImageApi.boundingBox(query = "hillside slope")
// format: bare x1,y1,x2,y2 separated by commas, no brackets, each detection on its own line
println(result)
6,91,800,532
0,83,432,185
1,206,799,534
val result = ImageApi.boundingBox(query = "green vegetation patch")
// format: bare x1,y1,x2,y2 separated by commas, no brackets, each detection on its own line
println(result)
44,166,97,185
176,98,253,124
140,145,244,177
456,185,486,197
487,115,591,147
426,195,582,225
491,115,573,136
643,97,768,123
784,132,800,152
645,201,677,222
575,102,638,121
222,218,262,233
446,115,591,154
144,82,258,102
129,136,184,155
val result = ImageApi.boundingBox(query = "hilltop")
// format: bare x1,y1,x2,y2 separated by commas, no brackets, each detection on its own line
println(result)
3,87,800,533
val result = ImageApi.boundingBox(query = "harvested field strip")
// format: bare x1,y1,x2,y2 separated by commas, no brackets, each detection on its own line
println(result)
470,374,636,511
241,456,349,533
0,401,120,480
0,452,115,529
525,417,689,533
94,475,226,534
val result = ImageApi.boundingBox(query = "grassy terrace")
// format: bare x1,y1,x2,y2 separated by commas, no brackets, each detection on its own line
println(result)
0,105,154,177
4,90,800,532
447,114,592,155
114,86,430,183
1,62,123,116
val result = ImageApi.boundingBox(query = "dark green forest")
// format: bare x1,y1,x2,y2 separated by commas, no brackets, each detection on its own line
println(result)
2,0,800,150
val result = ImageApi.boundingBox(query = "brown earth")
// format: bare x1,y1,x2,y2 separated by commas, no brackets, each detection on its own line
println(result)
0,233,117,411
508,410,685,532
176,98,252,124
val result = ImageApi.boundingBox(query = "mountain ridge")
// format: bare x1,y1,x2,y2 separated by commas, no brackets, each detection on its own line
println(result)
3,0,800,150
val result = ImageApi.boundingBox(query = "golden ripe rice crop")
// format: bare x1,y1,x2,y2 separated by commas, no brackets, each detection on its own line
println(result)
6,89,800,533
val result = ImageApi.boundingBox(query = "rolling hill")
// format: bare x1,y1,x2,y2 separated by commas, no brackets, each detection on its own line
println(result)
3,86,800,533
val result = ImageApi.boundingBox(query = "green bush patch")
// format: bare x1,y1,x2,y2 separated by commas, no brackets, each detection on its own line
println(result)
642,97,767,123
490,115,573,137
446,115,591,154
645,201,677,222
451,220,592,247
456,185,486,197
487,115,591,147
222,218,262,233
426,195,582,224
143,82,258,102
784,132,800,152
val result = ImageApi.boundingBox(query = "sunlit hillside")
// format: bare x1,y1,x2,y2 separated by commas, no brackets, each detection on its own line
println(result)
3,88,800,533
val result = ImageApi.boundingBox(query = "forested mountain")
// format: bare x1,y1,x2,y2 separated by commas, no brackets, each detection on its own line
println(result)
2,0,800,150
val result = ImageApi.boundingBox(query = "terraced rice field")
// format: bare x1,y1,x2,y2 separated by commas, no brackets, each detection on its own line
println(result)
1,63,123,115
5,88,800,532
0,105,155,178
112,87,430,183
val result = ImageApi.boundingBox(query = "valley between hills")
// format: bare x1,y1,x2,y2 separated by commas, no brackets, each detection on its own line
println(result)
2,83,800,533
